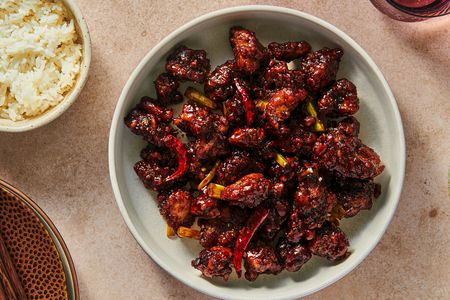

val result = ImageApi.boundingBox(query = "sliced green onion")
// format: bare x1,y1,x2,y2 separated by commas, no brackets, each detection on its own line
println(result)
185,87,217,109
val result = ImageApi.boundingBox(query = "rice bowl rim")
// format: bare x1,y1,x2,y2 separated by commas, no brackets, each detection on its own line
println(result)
0,0,92,133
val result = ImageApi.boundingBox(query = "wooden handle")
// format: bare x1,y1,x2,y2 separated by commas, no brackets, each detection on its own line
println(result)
0,232,26,300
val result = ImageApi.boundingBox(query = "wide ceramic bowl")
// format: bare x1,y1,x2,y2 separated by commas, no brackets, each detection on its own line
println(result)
109,5,405,300
0,0,91,132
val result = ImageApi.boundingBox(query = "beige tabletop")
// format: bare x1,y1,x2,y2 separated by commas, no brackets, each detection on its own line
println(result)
1,1,449,299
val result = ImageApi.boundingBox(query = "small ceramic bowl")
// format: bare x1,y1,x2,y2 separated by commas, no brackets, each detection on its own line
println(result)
109,5,405,300
0,0,91,132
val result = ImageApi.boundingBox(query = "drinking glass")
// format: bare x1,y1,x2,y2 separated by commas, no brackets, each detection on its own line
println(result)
370,0,450,21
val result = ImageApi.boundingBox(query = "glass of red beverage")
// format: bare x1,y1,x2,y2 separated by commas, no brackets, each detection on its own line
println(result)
370,0,450,21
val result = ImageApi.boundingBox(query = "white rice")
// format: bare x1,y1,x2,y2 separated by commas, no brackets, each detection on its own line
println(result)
0,0,82,121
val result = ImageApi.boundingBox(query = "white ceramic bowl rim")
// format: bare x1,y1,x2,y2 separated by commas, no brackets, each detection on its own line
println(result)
0,0,92,132
109,5,405,300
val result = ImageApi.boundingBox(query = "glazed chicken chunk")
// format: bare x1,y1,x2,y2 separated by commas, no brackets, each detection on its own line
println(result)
204,60,236,102
213,173,271,208
192,246,233,280
313,118,384,179
154,73,183,105
277,239,312,272
301,47,343,94
243,246,283,281
166,46,210,83
309,222,350,261
174,102,228,136
158,189,194,230
286,177,336,243
318,78,359,116
263,87,308,132
268,41,311,62
229,26,267,75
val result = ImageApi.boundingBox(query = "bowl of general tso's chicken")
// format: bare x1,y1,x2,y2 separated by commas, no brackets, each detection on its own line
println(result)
109,5,405,300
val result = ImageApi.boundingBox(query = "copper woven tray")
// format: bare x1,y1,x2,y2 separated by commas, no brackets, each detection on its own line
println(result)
0,179,79,300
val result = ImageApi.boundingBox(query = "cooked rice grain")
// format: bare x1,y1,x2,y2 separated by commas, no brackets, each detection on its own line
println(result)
0,0,82,120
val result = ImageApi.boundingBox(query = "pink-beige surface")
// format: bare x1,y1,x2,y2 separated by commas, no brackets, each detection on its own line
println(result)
0,1,448,299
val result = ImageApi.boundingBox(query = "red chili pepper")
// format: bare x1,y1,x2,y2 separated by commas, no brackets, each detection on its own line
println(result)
163,134,188,182
234,79,256,126
233,206,269,278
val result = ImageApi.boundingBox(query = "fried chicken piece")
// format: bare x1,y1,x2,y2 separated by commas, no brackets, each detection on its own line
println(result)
333,115,360,137
219,173,271,208
191,193,221,219
263,88,308,132
309,222,349,261
332,178,381,218
301,47,343,94
174,102,228,136
188,134,229,161
166,46,210,83
140,144,177,167
198,207,247,248
277,239,312,272
318,79,359,116
215,150,265,185
199,222,240,248
286,178,336,243
124,97,178,147
124,108,172,147
259,198,290,240
134,160,177,191
229,26,267,75
269,181,286,199
186,131,230,181
253,59,305,99
187,154,206,181
154,73,183,105
251,140,278,162
128,101,189,191
138,96,174,122
223,92,245,128
268,41,311,61
244,246,283,281
228,127,266,149
158,189,195,230
286,209,314,243
313,118,384,179
274,126,317,156
204,60,236,102
192,246,233,280
173,102,208,136
266,158,298,183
